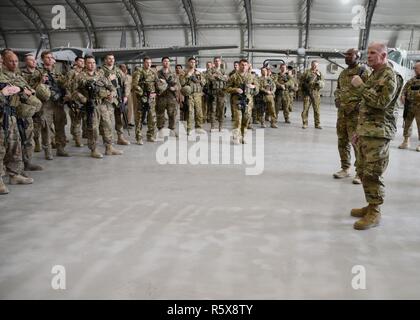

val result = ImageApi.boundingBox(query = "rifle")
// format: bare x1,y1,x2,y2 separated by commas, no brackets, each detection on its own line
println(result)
84,80,98,129
141,91,151,125
0,83,15,143
236,83,249,118
16,117,28,147
112,78,130,136
182,96,189,121
45,70,65,103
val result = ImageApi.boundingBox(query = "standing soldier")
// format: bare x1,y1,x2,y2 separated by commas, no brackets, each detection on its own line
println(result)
100,54,130,146
398,61,420,152
226,59,259,144
175,64,186,121
228,61,240,120
207,56,228,131
276,63,295,124
300,60,324,129
65,56,85,147
179,57,206,135
30,50,69,159
72,55,123,158
350,42,403,230
132,56,160,144
119,64,135,127
258,67,277,128
202,61,213,123
156,56,180,138
333,49,370,184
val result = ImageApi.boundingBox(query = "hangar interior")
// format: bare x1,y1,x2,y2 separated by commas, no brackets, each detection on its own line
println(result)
1,0,420,299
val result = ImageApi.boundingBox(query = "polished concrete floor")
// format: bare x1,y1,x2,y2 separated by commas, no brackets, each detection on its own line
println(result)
1,98,420,299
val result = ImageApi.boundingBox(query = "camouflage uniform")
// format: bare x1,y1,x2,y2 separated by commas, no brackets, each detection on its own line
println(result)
156,68,180,131
201,69,212,123
30,65,68,157
354,65,401,206
275,72,295,122
207,67,228,130
73,70,116,152
401,76,420,141
65,67,85,144
179,70,206,133
132,67,159,141
226,72,259,141
258,75,277,126
300,69,325,127
334,64,370,171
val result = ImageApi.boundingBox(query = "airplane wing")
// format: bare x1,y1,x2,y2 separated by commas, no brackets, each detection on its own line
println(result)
242,48,346,59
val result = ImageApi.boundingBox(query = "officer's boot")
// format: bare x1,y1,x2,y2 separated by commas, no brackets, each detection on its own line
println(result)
0,177,9,195
398,137,409,149
353,204,381,230
117,134,130,145
105,144,123,156
9,174,34,185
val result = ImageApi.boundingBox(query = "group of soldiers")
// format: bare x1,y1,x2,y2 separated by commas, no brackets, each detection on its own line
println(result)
1,43,419,232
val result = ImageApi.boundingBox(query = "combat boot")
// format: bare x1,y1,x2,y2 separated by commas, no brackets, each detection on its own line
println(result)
398,137,409,149
271,123,278,128
352,175,361,184
105,144,123,156
0,177,9,195
44,146,53,160
315,125,323,129
74,136,84,147
136,138,144,145
333,168,350,179
416,145,420,152
261,123,266,128
9,174,34,185
117,134,130,145
353,204,381,230
147,136,156,142
302,124,308,129
56,147,70,157
24,162,43,171
90,149,103,159
350,205,368,218
170,129,178,138
195,128,206,134
34,137,41,152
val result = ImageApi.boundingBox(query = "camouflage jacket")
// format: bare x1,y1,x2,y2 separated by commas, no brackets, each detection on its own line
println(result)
355,65,400,140
276,72,295,94
72,70,116,106
226,72,259,99
157,68,180,98
207,67,228,93
300,69,324,94
259,76,276,95
334,63,370,115
132,68,159,97
402,76,420,108
99,65,129,106
20,67,36,85
29,65,66,103
65,68,84,95
179,69,206,95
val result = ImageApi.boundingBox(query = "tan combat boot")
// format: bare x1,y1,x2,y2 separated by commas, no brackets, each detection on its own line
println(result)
398,137,409,149
354,204,381,230
9,174,34,185
302,124,308,129
333,168,350,179
34,137,41,152
56,147,70,157
90,149,104,159
147,136,156,142
195,128,206,134
416,145,420,152
271,123,278,128
352,175,362,184
105,144,123,156
136,137,144,145
261,123,266,128
350,205,369,218
117,134,130,145
44,146,53,160
0,177,9,195
74,136,84,147
24,162,43,171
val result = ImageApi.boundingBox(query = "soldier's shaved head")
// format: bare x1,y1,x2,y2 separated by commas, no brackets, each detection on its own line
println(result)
367,42,388,70
3,51,19,72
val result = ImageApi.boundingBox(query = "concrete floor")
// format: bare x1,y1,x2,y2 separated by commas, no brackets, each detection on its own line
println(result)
1,98,420,299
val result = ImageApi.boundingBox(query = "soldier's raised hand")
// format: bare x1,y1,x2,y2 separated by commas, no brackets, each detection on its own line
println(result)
351,75,364,88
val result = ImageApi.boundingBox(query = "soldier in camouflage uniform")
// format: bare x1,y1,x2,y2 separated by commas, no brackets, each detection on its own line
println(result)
333,49,370,184
398,62,420,152
132,56,161,144
350,42,403,230
228,61,240,121
30,50,69,159
300,60,324,129
156,57,180,138
64,56,85,147
21,54,43,153
207,57,228,131
100,54,131,146
258,67,277,128
202,61,213,123
2,53,44,172
1,52,37,194
226,59,259,144
276,63,295,124
179,57,206,135
72,55,123,158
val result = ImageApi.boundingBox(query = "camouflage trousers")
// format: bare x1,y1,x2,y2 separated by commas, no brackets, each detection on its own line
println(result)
186,93,204,132
403,104,420,139
202,95,209,122
86,103,113,151
69,107,83,140
40,100,67,150
156,94,178,130
0,113,24,177
135,96,156,140
21,116,34,165
302,91,321,126
209,92,226,129
232,97,251,138
336,110,359,170
356,136,390,205
259,95,277,125
276,92,292,121
114,105,125,136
